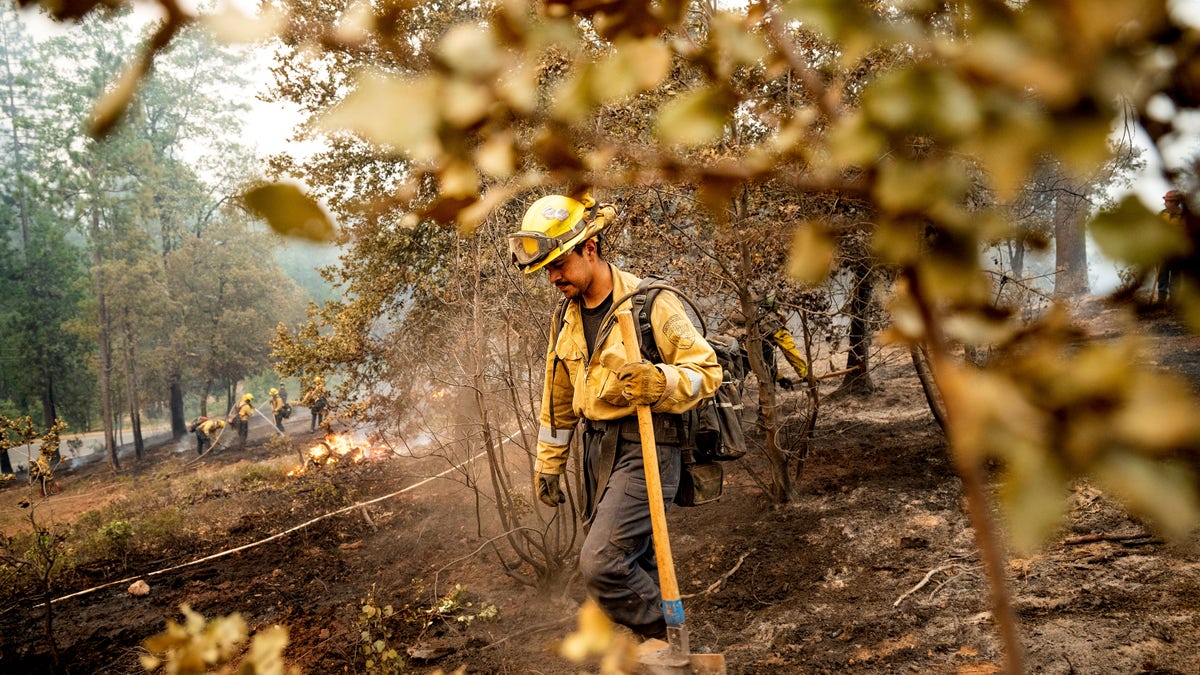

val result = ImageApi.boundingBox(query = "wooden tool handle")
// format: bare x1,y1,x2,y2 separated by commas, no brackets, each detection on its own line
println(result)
616,311,682,609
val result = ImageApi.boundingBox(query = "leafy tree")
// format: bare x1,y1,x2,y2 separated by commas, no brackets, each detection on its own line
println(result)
0,6,94,437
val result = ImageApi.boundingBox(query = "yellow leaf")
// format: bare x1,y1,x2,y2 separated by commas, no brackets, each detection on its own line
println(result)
786,222,834,284
439,160,480,199
475,131,515,178
550,69,593,123
1114,372,1200,452
1091,196,1190,267
997,436,1068,553
243,182,337,243
559,599,614,662
593,38,671,103
333,0,375,44
89,59,144,139
438,23,499,78
1091,453,1199,541
828,112,885,167
496,57,539,114
441,78,492,128
456,187,514,235
710,11,767,66
655,86,728,146
319,71,442,162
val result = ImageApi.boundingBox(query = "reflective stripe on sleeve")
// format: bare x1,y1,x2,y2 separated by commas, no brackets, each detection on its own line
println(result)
685,370,703,399
538,426,574,446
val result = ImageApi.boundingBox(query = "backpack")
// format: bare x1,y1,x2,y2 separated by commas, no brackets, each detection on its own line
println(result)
552,276,748,506
187,416,206,433
628,277,748,464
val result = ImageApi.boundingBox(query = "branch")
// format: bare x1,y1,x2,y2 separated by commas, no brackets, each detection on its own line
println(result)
682,549,753,599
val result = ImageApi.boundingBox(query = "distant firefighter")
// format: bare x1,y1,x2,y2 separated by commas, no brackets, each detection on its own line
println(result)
269,387,290,432
230,393,255,449
188,416,226,455
301,377,328,432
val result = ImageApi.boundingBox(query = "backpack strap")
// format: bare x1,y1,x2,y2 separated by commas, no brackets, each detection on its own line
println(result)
631,276,664,363
547,296,572,435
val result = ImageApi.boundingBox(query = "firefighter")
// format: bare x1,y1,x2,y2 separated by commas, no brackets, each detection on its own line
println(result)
269,387,288,432
757,294,808,388
1156,189,1190,304
231,393,255,449
509,193,721,639
725,295,808,390
189,416,226,454
301,377,328,432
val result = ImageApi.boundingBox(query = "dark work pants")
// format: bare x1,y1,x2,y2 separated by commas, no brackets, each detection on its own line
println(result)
579,418,681,637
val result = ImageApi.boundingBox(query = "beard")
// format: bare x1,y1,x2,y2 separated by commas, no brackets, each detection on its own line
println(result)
555,281,581,299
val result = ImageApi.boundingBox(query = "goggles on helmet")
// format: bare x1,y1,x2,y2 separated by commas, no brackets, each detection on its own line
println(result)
507,220,589,270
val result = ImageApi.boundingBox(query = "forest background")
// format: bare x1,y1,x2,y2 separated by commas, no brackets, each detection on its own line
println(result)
4,1,1200,673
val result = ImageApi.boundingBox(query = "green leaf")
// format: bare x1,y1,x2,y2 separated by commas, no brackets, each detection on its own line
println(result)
242,183,337,243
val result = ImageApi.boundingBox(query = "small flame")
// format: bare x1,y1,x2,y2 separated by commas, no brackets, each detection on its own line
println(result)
288,433,383,476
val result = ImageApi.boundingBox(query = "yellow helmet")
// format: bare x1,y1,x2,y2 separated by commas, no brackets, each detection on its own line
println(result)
508,194,614,274
313,376,323,383
242,393,254,402
269,388,279,395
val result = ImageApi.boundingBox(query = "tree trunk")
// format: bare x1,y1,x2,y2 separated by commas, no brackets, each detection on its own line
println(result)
169,372,186,439
40,350,60,461
121,312,144,460
91,209,118,471
200,378,213,417
1053,177,1090,298
1009,239,1026,279
837,260,876,396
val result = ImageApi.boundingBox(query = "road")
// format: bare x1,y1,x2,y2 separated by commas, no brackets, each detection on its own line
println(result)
3,405,320,473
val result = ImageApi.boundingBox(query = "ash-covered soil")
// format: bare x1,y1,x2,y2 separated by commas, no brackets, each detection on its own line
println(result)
2,304,1199,674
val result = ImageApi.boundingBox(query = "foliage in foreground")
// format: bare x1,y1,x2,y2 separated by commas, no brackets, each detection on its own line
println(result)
16,2,1200,673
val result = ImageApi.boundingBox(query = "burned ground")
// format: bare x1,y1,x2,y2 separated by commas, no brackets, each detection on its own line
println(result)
2,306,1200,674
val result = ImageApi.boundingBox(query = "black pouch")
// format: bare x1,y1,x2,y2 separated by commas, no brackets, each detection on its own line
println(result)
674,461,723,506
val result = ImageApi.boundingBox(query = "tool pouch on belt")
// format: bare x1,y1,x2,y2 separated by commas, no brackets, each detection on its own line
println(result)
617,415,722,508
675,447,724,507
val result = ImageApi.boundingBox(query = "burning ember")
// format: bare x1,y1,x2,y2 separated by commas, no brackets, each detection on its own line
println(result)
288,433,385,476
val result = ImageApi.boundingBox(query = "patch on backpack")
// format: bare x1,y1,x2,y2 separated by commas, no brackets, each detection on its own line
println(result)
664,314,696,349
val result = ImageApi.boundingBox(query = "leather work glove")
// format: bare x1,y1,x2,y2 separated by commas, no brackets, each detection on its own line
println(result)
616,360,667,405
536,473,566,507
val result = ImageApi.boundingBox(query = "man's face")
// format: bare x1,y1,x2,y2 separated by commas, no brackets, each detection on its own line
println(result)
545,247,591,300
1165,197,1183,214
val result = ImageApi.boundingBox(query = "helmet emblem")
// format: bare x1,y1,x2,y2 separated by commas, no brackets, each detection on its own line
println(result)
541,206,570,221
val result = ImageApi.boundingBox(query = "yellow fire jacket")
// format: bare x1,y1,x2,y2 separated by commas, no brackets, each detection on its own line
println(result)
197,418,225,436
534,265,722,475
